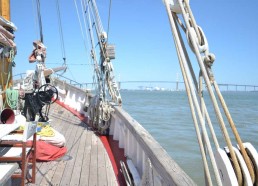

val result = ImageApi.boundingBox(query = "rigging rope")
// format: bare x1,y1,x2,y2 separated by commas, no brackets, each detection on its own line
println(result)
177,1,244,184
178,45,213,186
84,0,104,96
73,0,93,71
80,0,95,68
31,0,40,41
73,0,89,53
72,0,122,134
164,0,258,185
178,0,243,185
56,0,67,67
213,81,255,183
47,63,92,66
71,0,99,95
67,67,77,83
107,0,112,43
36,0,44,42
164,4,222,185
90,0,104,34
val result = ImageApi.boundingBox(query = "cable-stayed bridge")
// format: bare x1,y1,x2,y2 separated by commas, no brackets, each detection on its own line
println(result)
13,73,258,91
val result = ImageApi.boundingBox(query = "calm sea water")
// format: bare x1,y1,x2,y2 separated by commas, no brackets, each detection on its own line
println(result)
120,90,258,185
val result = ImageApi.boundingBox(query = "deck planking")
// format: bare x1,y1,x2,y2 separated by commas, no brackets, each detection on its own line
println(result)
15,102,118,186
69,127,88,185
79,129,93,186
88,133,98,186
33,104,67,185
97,138,107,186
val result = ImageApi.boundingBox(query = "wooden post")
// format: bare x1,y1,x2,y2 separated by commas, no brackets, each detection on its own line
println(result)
0,0,10,21
0,0,12,108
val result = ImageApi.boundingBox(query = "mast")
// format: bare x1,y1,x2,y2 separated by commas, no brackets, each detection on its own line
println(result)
0,0,10,20
0,0,12,91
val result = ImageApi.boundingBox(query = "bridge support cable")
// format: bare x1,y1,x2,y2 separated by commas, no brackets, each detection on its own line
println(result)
164,0,257,185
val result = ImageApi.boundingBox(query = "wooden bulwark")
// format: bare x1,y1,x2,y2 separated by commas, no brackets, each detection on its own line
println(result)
112,106,196,186
9,103,117,186
53,78,197,185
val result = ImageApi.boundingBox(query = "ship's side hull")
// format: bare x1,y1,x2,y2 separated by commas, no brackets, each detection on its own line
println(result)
53,77,196,185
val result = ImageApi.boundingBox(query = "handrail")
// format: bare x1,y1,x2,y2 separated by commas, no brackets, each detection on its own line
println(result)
55,74,97,89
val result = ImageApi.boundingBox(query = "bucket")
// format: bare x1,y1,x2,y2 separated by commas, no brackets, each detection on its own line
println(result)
0,108,15,124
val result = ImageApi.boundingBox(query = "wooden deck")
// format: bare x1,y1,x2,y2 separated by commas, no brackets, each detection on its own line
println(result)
11,103,118,186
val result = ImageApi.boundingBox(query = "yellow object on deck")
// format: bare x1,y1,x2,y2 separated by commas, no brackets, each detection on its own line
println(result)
37,125,55,137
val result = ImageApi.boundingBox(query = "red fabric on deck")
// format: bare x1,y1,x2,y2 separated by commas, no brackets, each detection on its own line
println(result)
28,141,67,161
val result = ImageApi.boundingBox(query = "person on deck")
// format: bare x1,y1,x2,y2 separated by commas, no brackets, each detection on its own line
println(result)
28,40,46,63
28,40,48,88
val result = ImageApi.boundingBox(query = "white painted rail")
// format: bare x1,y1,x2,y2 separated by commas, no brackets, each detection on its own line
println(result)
110,106,196,185
53,78,196,185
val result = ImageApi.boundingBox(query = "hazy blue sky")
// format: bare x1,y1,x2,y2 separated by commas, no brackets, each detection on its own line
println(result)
10,0,258,86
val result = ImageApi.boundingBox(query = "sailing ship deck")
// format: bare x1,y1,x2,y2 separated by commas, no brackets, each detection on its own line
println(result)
12,103,118,186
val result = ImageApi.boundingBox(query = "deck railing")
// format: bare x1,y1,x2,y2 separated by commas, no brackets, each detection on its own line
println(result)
12,75,196,185
13,73,258,91
110,106,196,185
52,77,196,185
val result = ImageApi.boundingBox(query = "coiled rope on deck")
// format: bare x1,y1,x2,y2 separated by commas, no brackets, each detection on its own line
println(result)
5,88,19,109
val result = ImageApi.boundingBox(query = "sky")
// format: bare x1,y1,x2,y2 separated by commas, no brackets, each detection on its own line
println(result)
8,0,258,87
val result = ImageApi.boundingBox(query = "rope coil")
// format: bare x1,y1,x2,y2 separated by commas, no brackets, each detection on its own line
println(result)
5,88,19,109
